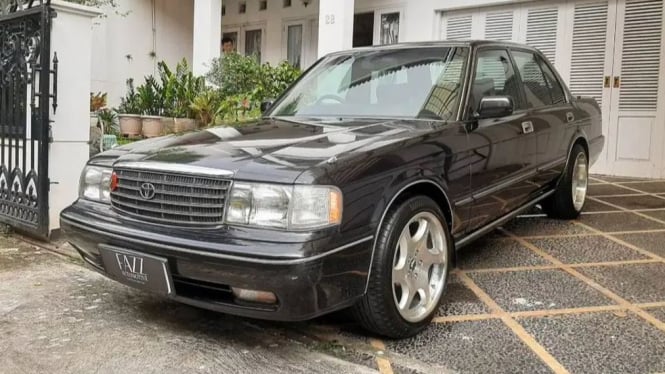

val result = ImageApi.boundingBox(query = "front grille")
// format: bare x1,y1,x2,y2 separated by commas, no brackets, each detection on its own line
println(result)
111,168,231,225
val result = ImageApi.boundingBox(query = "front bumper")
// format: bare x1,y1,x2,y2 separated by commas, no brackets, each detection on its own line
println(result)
60,203,374,321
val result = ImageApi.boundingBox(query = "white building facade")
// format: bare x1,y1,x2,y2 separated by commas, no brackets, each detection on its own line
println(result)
91,0,665,179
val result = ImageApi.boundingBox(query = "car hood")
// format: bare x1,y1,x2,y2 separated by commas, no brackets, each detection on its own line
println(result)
98,118,437,183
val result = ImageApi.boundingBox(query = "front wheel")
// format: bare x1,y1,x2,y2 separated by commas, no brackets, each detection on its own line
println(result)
543,144,589,219
352,196,452,338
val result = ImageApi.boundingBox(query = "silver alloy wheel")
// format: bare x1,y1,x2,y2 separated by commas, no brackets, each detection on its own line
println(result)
571,152,589,212
392,212,448,323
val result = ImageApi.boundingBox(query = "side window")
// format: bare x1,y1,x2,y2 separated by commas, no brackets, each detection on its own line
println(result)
537,57,566,105
512,50,553,108
472,49,523,113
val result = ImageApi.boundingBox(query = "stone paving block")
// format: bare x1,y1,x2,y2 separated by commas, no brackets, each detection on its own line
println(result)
578,212,665,232
645,307,665,323
527,236,648,264
596,195,665,210
641,209,665,222
456,238,550,270
593,176,647,183
501,217,591,237
617,181,665,194
614,232,665,258
579,263,665,303
438,273,491,316
588,184,636,196
582,199,621,213
469,269,614,312
520,312,665,374
385,319,551,374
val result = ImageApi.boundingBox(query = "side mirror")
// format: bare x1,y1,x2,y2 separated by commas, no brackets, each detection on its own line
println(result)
260,100,274,114
476,96,514,119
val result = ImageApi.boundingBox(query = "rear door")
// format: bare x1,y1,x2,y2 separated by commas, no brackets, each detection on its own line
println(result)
509,49,579,188
464,47,539,232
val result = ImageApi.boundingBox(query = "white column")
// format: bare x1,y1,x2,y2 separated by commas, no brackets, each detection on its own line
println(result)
49,1,103,232
318,0,354,58
193,0,222,76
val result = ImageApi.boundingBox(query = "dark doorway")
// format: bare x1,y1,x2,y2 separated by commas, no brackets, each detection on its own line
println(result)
353,12,374,47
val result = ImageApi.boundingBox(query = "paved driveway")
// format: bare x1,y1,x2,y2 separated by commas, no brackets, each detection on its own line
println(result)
1,175,664,374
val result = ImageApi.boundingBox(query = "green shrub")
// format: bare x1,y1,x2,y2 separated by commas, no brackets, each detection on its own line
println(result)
115,56,300,129
117,79,141,115
136,76,161,116
257,61,302,103
205,54,301,122
158,59,205,118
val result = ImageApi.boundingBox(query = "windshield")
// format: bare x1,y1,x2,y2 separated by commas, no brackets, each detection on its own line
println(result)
269,47,468,121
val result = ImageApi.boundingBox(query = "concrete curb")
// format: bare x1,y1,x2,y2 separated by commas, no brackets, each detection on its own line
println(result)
16,233,78,260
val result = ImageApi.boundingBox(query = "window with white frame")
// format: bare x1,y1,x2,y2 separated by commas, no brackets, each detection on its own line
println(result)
223,24,266,62
287,24,304,68
245,29,263,62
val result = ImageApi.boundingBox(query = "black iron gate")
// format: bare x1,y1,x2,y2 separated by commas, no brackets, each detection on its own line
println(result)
0,0,56,238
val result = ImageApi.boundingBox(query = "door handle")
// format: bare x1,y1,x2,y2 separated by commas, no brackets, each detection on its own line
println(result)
613,76,621,88
521,121,534,134
604,76,611,88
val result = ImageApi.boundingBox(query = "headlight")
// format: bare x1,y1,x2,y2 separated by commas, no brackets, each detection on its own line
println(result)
226,183,342,230
79,165,113,203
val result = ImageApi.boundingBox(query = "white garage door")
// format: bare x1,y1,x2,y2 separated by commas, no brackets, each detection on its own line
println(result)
439,0,665,178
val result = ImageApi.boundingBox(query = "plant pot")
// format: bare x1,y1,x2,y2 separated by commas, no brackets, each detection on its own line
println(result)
174,118,197,133
142,115,165,138
90,113,99,128
161,117,176,134
118,114,142,137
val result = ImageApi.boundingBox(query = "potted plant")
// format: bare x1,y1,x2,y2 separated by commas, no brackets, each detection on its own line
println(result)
137,76,165,138
190,90,221,128
90,92,107,127
157,61,177,134
117,79,142,137
159,59,204,133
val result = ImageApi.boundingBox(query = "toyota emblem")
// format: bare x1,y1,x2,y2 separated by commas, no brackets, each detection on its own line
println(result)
139,182,157,200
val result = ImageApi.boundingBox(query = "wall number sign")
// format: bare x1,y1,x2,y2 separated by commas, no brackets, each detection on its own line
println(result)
325,14,335,24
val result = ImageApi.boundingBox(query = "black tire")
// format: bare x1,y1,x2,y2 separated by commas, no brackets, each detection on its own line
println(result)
352,195,453,339
543,144,589,219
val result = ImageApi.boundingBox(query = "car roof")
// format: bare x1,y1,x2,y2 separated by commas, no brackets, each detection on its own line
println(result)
340,40,541,53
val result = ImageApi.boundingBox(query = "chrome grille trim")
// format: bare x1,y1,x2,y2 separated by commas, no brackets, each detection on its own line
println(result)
110,167,231,226
113,162,235,178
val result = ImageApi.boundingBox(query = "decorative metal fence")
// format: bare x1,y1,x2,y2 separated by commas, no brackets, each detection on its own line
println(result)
0,0,57,238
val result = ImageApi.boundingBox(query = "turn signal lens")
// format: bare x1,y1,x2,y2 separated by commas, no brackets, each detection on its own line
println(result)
110,172,119,192
329,190,342,224
231,287,277,304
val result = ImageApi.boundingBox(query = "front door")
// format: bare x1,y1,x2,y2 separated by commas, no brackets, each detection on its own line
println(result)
465,48,539,231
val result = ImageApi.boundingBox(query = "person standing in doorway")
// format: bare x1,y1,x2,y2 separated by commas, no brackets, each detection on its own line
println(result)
222,37,235,54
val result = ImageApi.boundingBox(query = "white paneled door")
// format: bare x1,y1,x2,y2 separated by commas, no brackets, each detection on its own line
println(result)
605,0,665,177
439,0,665,178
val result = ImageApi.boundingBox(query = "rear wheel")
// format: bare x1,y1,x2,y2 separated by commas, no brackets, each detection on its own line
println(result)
352,196,452,338
544,144,589,219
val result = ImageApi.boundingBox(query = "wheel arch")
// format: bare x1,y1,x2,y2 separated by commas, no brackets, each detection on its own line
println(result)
558,131,590,188
377,179,454,233
364,178,455,293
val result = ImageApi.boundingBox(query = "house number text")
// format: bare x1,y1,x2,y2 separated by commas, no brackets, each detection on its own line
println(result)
325,14,336,24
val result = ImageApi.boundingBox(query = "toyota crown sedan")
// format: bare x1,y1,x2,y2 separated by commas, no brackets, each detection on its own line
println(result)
61,41,603,338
